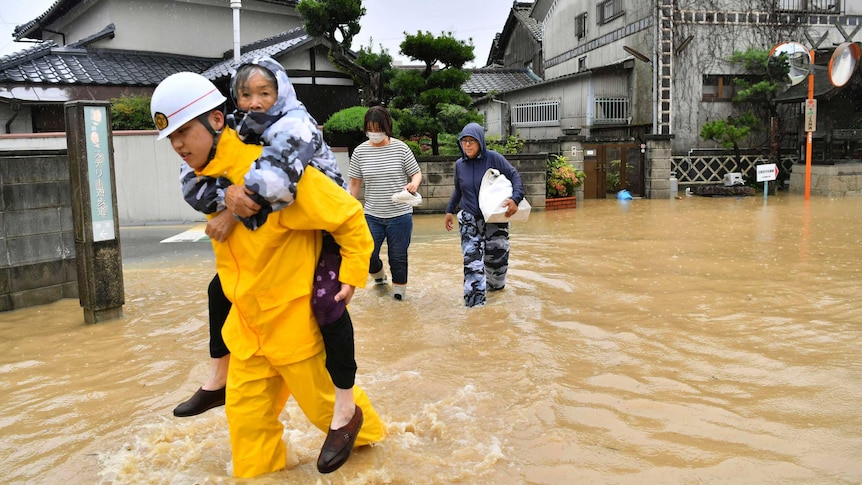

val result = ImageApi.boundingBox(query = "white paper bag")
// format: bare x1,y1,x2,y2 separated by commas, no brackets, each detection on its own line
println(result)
478,168,531,223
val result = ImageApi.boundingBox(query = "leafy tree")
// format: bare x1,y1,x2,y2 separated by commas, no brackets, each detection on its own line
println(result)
297,0,392,105
296,0,363,48
110,94,154,130
697,46,796,184
388,31,482,154
699,48,785,172
355,43,396,105
700,111,759,172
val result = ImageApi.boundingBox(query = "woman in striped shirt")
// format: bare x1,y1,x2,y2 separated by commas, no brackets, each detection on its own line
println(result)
348,106,423,301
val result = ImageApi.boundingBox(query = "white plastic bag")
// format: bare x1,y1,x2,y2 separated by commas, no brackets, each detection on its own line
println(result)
478,168,531,223
391,189,422,206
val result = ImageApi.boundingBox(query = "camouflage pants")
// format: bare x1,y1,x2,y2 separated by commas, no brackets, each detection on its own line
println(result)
457,211,510,307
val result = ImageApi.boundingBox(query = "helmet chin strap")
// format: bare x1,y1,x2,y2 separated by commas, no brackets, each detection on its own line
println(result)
195,112,223,165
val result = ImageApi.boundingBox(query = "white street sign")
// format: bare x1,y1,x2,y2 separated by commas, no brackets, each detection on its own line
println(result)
756,163,779,182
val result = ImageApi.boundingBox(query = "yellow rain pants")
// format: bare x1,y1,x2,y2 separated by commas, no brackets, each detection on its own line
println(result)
227,351,385,478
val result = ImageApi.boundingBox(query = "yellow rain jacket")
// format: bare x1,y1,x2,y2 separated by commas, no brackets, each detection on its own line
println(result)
197,127,384,477
200,128,370,365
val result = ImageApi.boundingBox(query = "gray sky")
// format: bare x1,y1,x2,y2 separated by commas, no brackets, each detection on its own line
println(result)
352,0,516,67
0,0,57,57
0,0,517,66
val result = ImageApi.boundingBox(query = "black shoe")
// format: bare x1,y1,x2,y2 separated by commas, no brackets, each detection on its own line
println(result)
172,387,226,417
317,406,363,473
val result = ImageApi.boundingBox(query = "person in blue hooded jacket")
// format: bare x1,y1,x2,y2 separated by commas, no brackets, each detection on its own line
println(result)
444,123,525,307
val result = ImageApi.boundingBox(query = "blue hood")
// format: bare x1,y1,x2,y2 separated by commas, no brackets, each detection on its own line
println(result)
458,122,486,159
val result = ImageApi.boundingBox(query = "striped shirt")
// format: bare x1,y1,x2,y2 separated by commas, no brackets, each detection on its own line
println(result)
349,138,421,218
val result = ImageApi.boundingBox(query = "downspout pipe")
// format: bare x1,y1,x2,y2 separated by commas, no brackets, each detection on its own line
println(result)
5,102,21,134
42,28,66,47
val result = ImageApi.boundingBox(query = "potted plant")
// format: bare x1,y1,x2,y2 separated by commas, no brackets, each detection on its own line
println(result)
546,155,585,210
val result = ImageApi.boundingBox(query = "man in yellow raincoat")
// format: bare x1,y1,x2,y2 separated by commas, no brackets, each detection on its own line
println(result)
150,72,385,478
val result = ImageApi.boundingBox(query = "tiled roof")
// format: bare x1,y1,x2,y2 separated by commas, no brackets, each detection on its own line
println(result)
462,68,542,96
513,2,542,42
486,2,540,67
0,26,323,88
202,27,314,81
0,43,217,85
12,0,67,40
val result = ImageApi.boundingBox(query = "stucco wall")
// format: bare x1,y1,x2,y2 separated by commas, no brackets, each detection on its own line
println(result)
41,0,301,59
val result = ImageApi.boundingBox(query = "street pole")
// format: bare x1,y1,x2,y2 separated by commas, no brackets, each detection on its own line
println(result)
804,48,814,201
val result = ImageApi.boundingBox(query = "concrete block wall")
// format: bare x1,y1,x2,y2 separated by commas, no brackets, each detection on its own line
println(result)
411,154,549,214
645,135,674,199
0,151,78,311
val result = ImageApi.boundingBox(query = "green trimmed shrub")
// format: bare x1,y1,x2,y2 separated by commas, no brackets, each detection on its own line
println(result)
323,106,368,133
110,94,154,130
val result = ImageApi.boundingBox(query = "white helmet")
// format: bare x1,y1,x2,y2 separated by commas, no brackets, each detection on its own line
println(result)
150,72,226,140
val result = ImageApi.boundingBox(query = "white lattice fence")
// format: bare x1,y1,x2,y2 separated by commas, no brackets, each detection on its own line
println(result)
671,152,798,184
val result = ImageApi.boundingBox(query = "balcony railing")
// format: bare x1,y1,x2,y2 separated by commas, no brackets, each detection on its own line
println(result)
774,0,842,14
594,97,630,125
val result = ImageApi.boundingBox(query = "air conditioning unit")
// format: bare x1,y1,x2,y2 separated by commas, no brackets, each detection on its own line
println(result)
723,173,744,186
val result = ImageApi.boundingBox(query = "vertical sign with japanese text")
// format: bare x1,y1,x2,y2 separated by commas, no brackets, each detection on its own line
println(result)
804,99,817,133
84,106,115,242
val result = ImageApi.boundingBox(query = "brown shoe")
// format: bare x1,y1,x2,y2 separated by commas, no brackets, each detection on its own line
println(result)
172,387,225,417
317,406,363,474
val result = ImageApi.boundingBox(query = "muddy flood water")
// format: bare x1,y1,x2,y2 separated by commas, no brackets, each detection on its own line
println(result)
1,193,861,484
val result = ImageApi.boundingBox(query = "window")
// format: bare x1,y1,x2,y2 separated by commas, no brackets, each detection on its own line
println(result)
578,56,587,72
774,0,840,14
575,12,588,40
596,0,624,25
511,101,560,127
702,75,751,101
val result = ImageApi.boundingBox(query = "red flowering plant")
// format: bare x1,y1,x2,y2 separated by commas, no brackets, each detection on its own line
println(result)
546,155,585,198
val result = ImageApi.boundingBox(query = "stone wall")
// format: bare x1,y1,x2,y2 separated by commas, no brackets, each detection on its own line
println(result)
788,161,862,196
0,150,78,311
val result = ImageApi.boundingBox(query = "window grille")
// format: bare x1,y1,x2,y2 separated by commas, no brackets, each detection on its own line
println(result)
596,0,624,25
774,0,841,13
511,100,560,127
594,97,630,124
575,12,587,39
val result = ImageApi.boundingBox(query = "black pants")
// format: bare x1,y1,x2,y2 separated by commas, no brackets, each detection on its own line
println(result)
207,273,356,389
208,274,231,359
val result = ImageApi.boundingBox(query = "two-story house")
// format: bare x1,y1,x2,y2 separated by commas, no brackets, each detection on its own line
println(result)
476,0,862,198
0,0,359,134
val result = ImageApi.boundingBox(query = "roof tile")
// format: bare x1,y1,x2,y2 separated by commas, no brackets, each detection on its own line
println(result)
462,68,542,96
0,46,217,86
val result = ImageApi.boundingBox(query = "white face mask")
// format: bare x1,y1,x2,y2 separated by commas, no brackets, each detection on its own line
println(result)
366,132,386,144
